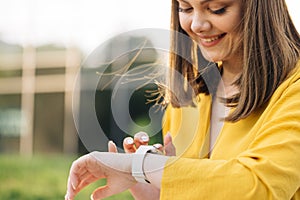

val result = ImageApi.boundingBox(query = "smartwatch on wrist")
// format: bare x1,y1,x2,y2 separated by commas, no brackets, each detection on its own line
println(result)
132,145,161,184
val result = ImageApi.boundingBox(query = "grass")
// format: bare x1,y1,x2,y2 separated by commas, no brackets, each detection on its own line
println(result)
0,154,134,200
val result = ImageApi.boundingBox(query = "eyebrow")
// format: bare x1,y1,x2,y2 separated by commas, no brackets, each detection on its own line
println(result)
177,0,213,5
200,0,213,4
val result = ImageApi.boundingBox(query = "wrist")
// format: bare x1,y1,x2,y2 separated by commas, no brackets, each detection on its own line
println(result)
143,153,168,188
91,151,133,174
130,145,168,189
131,145,161,184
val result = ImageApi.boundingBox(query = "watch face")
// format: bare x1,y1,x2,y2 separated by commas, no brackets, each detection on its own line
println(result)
151,147,163,155
136,145,156,153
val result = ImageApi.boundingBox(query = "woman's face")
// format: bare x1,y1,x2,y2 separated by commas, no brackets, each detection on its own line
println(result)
177,0,243,63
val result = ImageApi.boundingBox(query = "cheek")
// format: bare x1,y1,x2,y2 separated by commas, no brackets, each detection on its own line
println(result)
179,15,191,32
214,18,239,33
226,13,242,33
212,8,242,33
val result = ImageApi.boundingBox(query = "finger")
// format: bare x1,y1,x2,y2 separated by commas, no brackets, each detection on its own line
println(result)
153,143,164,152
65,193,70,200
78,170,93,184
164,132,172,146
123,137,136,153
74,166,87,175
76,175,98,194
91,184,125,200
164,132,176,156
67,162,84,199
70,167,87,193
67,176,98,200
134,131,149,149
67,160,82,194
65,177,74,200
91,185,110,200
67,154,95,199
108,141,118,153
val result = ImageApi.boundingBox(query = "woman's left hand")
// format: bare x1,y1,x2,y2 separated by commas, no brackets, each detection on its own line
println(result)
107,132,175,200
65,152,136,200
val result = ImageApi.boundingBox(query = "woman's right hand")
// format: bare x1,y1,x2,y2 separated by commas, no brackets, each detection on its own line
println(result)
108,131,176,200
122,131,176,156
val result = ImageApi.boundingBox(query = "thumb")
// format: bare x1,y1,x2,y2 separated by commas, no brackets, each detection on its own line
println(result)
108,141,118,153
90,186,111,200
164,132,176,156
164,132,172,146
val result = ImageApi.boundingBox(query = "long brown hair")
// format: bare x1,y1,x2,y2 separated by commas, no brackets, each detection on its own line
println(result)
168,0,300,122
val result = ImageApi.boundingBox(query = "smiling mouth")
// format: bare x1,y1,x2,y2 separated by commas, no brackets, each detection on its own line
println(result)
201,33,226,43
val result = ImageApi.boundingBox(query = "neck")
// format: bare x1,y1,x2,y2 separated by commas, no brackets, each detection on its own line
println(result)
221,59,242,86
216,59,242,98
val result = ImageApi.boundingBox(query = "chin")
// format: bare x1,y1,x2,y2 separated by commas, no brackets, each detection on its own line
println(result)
199,48,220,63
202,54,220,63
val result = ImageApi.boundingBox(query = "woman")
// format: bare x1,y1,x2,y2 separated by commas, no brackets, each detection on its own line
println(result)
65,0,300,199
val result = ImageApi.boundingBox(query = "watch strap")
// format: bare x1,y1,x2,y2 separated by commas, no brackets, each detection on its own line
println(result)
132,145,158,184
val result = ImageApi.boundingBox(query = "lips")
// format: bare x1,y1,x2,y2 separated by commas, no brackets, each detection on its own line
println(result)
198,33,226,47
202,34,223,42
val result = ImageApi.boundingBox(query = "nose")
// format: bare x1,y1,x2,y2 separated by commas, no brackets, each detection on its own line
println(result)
190,12,211,34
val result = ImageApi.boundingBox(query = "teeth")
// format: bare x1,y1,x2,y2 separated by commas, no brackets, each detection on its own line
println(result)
202,35,221,43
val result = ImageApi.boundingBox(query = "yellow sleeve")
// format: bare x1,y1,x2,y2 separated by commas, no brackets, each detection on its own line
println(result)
161,104,187,140
160,78,300,199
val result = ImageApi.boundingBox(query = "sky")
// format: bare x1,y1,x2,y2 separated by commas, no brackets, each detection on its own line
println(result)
0,0,299,54
0,0,171,54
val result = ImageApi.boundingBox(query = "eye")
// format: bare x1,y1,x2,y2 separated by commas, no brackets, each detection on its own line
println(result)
178,7,193,13
209,7,226,15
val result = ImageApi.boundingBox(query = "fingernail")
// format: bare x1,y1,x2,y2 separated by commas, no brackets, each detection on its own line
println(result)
153,143,161,149
126,137,134,145
71,182,76,190
91,194,97,200
108,140,115,146
141,135,149,142
166,131,172,139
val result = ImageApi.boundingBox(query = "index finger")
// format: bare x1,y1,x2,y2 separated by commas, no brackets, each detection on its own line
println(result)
134,131,150,149
123,137,136,153
66,154,91,199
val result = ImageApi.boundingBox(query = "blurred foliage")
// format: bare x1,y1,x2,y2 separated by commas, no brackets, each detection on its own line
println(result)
0,154,133,200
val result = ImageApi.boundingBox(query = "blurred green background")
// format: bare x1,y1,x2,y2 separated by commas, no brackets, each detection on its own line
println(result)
0,154,133,200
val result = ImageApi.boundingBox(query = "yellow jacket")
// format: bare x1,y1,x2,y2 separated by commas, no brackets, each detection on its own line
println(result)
160,62,300,199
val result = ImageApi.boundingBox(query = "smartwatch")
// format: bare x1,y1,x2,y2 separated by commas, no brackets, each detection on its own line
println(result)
132,145,161,184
